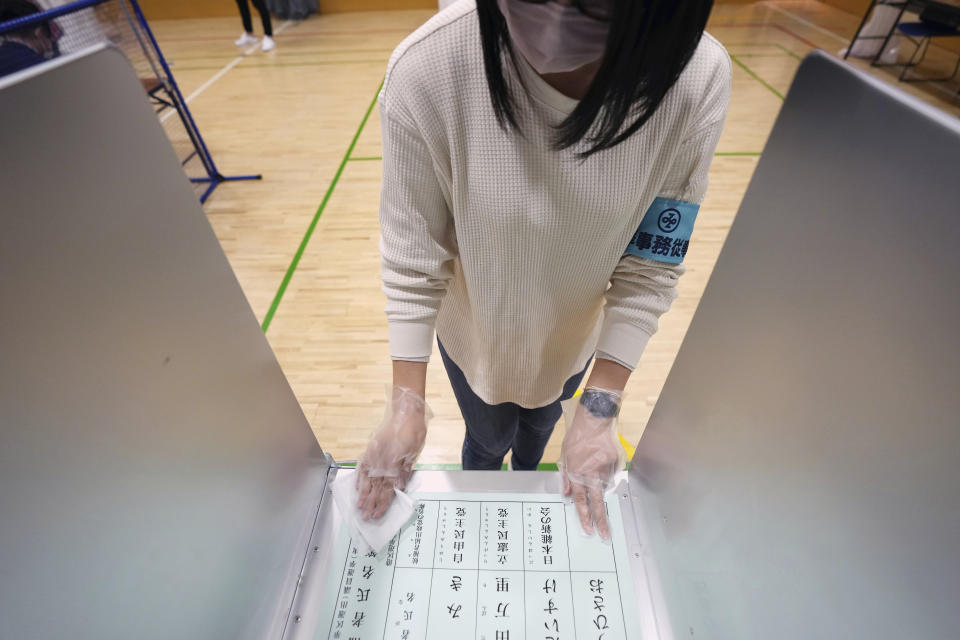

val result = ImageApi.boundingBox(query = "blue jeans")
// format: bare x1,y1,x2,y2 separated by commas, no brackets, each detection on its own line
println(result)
438,340,590,471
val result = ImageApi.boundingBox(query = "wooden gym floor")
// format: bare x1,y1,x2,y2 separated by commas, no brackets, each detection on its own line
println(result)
147,1,960,466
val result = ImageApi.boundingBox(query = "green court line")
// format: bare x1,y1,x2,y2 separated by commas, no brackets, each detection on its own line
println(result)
347,156,383,161
729,53,785,100
774,44,803,61
261,78,384,333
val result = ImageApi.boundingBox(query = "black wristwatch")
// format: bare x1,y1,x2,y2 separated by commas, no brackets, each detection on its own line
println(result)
579,388,621,419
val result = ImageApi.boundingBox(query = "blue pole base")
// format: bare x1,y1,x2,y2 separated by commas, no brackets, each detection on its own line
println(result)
189,173,263,203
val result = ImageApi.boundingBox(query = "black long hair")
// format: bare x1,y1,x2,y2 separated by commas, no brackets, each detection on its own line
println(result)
476,0,714,158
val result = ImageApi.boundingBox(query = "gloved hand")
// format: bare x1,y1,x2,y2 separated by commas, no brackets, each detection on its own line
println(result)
558,387,625,540
356,386,432,520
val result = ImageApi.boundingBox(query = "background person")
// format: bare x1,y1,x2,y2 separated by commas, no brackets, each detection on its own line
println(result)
0,0,62,77
234,0,274,51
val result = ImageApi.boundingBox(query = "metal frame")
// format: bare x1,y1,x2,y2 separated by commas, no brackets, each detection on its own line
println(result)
0,0,262,203
895,28,960,81
844,0,960,68
843,0,911,62
843,0,960,97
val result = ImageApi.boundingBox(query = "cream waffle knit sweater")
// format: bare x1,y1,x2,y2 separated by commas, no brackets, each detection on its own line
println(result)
379,0,731,407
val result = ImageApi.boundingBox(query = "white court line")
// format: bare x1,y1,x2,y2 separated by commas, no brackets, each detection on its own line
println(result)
160,19,293,123
763,2,959,100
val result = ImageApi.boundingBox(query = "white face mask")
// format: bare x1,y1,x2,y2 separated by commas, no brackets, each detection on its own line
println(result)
496,0,609,75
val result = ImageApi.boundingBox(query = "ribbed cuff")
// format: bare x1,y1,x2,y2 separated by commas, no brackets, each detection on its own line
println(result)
388,321,435,361
594,315,654,371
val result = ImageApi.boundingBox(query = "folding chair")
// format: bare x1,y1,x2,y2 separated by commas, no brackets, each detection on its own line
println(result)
895,20,960,82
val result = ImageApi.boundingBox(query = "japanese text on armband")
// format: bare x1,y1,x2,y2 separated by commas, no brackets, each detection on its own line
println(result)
625,197,700,265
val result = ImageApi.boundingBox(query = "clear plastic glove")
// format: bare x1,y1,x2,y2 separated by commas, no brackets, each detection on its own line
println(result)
356,386,432,521
558,387,626,540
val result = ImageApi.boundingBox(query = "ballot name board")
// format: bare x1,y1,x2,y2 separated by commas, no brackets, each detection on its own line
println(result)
315,492,641,640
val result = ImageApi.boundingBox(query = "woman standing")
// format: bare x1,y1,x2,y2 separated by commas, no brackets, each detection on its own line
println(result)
234,0,274,51
356,0,730,539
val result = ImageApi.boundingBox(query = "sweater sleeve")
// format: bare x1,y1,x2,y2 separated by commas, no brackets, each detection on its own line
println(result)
379,101,457,361
595,62,731,369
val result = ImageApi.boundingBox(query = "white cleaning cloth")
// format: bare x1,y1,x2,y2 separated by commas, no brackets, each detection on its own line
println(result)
331,470,417,554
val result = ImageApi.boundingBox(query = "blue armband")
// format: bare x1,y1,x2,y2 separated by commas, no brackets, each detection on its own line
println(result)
624,197,700,264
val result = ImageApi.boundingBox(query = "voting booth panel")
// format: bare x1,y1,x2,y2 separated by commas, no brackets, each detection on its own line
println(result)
2,44,960,640
627,51,960,639
0,46,326,640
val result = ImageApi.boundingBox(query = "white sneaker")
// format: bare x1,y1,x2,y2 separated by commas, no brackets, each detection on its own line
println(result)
261,35,275,52
235,32,257,47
